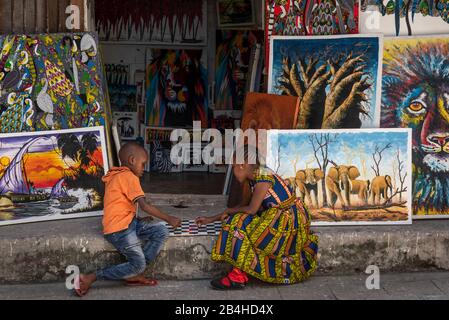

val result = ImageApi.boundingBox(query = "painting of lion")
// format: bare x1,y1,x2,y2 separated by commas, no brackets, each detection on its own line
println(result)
381,36,449,217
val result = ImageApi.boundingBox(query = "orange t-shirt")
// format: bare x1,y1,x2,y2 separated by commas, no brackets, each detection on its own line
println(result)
102,167,146,235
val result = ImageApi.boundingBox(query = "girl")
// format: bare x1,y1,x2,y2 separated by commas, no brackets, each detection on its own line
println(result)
196,146,319,290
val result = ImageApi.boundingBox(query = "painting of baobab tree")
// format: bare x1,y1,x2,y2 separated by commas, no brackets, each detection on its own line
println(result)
267,129,412,226
268,35,383,129
0,127,108,227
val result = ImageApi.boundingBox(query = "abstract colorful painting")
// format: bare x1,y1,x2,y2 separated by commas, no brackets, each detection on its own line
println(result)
267,129,413,226
215,30,264,110
217,0,256,27
361,0,449,36
0,127,109,226
265,0,359,66
95,0,207,44
269,35,383,129
381,36,449,219
145,49,208,127
0,33,107,134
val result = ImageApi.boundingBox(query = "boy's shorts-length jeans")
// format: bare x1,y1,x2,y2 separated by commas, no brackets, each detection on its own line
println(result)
96,219,169,281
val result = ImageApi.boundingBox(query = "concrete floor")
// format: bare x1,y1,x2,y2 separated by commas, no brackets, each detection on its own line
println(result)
1,272,448,300
142,173,227,195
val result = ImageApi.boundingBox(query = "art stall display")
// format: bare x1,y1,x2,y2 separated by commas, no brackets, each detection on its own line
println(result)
108,85,138,112
145,49,208,128
381,36,449,219
215,30,264,111
113,112,139,140
95,0,207,45
226,92,300,207
217,0,256,27
0,127,109,226
361,0,449,36
265,0,359,66
268,35,383,129
0,33,108,133
267,129,413,226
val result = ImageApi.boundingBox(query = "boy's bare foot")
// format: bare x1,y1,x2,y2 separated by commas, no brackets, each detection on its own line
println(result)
74,274,97,297
125,275,158,287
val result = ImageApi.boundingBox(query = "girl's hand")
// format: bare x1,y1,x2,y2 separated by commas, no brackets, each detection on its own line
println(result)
195,216,213,226
220,212,230,222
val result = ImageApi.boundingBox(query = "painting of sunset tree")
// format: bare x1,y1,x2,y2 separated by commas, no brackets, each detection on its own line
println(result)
0,127,108,226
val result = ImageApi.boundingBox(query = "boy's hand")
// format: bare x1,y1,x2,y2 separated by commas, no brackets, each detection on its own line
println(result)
168,216,182,229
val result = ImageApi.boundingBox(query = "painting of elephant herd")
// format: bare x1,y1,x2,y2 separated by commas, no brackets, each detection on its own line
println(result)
267,129,413,226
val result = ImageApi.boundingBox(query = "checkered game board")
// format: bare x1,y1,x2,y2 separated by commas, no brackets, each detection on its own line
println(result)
165,220,223,237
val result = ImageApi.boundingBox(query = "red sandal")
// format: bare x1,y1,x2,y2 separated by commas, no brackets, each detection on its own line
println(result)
210,268,249,291
125,278,158,287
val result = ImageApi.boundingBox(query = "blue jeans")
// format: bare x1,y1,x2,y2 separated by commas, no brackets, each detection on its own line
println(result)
96,219,169,281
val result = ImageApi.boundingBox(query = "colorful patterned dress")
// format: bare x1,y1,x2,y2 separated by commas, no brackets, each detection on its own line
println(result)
212,167,319,284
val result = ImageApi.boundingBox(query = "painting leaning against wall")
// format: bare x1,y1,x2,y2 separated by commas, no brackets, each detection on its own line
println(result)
381,35,449,218
269,35,383,129
0,33,107,134
0,127,109,227
266,129,413,226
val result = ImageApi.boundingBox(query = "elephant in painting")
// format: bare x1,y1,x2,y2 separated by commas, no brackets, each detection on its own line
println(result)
349,180,371,205
296,169,325,208
326,165,361,208
370,176,393,205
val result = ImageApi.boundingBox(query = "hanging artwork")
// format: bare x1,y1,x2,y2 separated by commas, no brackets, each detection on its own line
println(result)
381,36,449,219
265,0,359,67
215,30,264,111
361,0,449,36
268,35,383,129
217,0,256,27
0,127,109,227
0,33,107,134
109,85,138,112
145,49,208,128
266,129,413,226
113,112,139,140
95,0,207,45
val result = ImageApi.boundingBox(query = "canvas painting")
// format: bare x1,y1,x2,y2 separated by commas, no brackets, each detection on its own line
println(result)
217,0,256,27
265,0,359,66
145,49,208,128
95,0,207,44
269,35,383,129
113,112,139,140
381,36,449,219
143,127,186,173
0,127,109,226
266,129,413,226
215,30,264,111
0,33,107,133
361,0,449,36
109,84,138,112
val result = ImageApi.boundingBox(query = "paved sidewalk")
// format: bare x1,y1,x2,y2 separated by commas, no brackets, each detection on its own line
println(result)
0,272,448,300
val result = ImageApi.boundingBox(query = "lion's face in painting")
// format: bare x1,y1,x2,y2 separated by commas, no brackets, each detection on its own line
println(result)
382,41,449,213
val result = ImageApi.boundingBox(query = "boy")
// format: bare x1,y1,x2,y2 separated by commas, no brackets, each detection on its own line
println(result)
75,142,182,297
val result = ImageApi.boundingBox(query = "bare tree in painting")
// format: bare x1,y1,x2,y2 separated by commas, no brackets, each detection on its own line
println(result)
371,143,392,177
396,150,407,203
308,133,337,207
